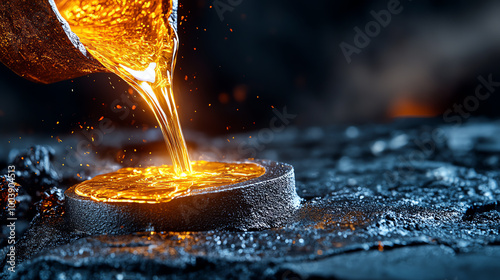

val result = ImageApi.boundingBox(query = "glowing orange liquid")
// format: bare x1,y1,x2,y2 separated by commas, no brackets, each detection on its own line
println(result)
75,161,266,203
57,0,191,174
56,1,266,203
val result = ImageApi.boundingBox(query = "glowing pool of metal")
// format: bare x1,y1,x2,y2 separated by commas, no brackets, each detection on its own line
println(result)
65,160,300,234
74,161,266,204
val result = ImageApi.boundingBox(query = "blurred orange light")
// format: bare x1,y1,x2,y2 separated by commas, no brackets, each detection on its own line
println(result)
389,97,440,118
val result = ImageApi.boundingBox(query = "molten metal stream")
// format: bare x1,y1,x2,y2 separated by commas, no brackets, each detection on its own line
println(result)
56,0,266,203
57,0,190,174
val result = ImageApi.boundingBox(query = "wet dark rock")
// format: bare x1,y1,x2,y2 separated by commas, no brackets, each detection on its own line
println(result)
0,146,63,247
1,119,500,279
35,187,65,217
8,145,61,197
0,176,32,249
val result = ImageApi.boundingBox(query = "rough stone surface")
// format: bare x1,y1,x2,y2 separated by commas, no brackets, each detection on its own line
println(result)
1,119,500,279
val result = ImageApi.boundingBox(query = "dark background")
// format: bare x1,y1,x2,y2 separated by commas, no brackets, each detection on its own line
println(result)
1,0,500,139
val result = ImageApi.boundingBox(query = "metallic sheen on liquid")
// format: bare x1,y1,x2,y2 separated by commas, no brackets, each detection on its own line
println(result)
56,0,265,203
74,161,265,203
57,0,190,174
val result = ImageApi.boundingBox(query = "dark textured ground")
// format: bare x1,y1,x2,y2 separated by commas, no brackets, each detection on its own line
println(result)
1,118,500,279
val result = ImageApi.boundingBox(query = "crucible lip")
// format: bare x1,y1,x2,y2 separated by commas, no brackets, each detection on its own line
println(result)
0,0,178,84
64,159,300,234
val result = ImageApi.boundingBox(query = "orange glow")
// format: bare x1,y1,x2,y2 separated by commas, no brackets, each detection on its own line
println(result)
74,161,266,203
56,1,269,203
233,85,247,103
311,212,369,232
389,97,440,118
378,241,384,252
218,93,230,104
57,0,191,174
